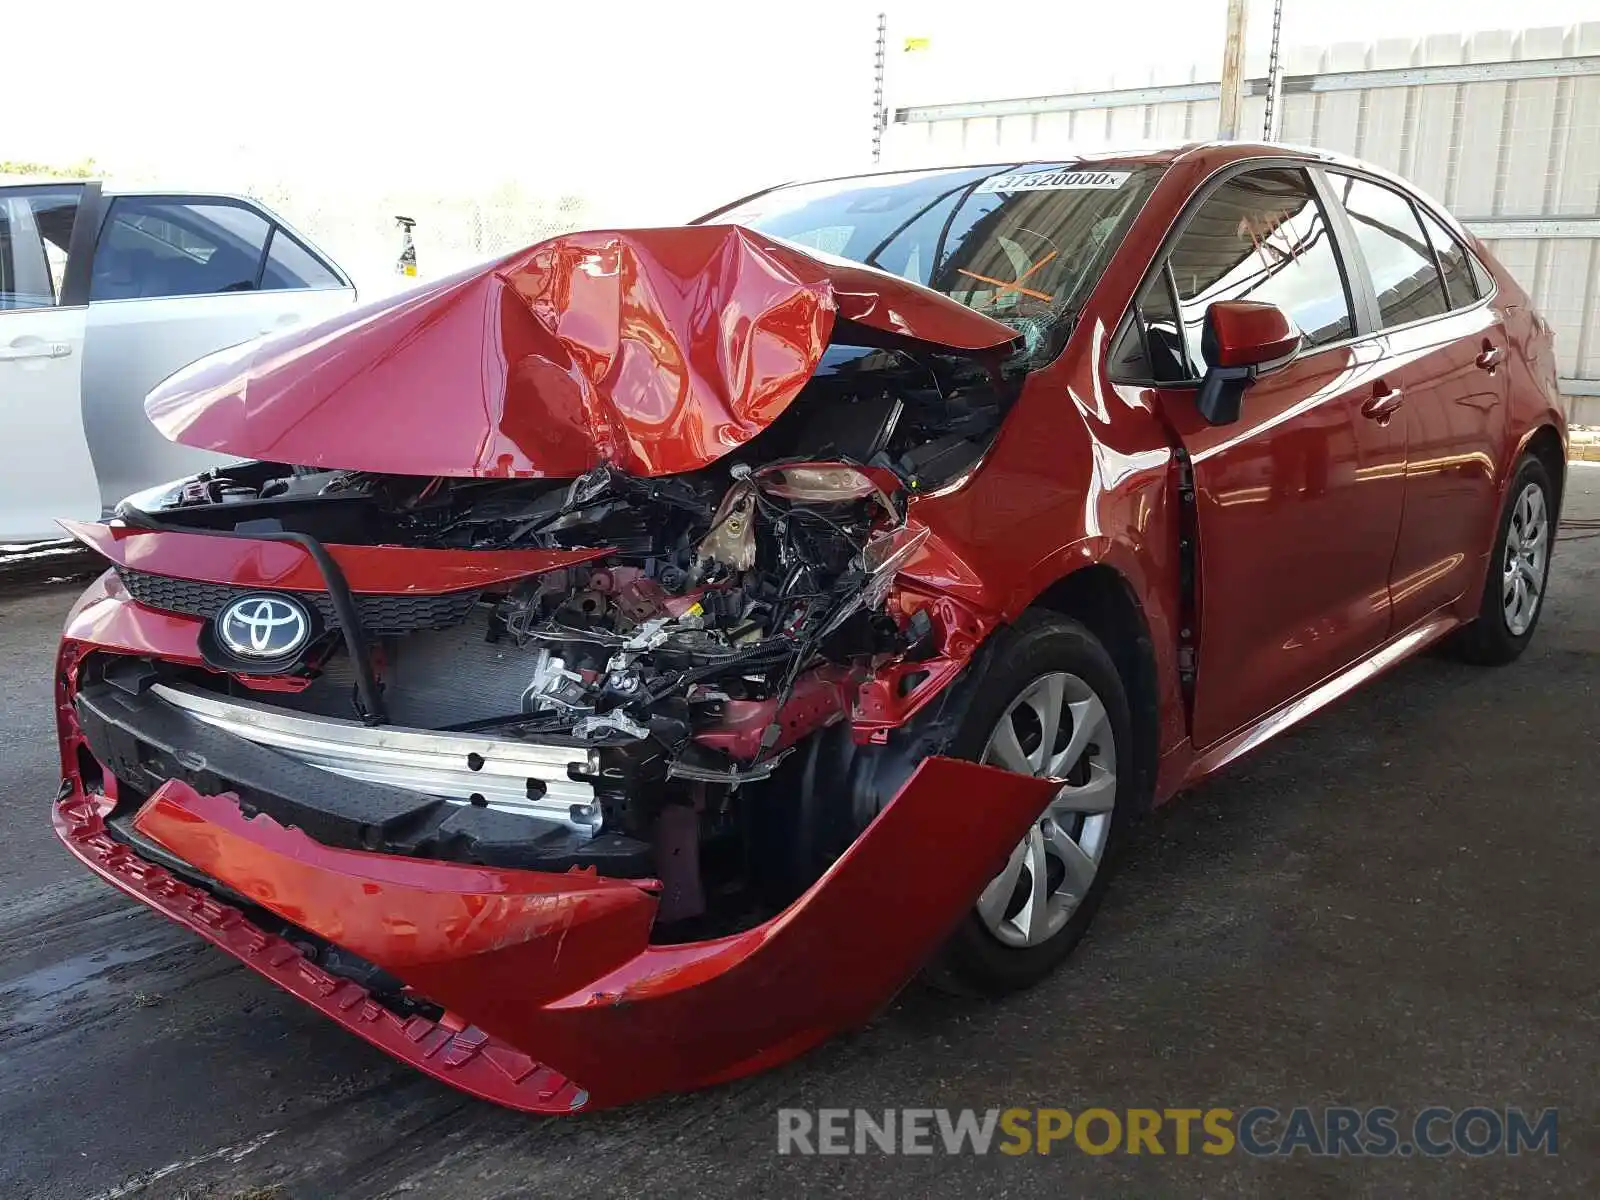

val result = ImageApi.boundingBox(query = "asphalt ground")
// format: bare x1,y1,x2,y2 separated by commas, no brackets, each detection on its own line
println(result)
2,465,1596,1199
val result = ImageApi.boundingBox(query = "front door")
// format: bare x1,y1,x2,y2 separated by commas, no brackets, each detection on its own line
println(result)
1164,341,1405,747
0,185,100,541
1118,165,1407,748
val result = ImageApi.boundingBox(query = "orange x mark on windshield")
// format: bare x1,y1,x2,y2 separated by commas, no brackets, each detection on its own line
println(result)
957,249,1057,302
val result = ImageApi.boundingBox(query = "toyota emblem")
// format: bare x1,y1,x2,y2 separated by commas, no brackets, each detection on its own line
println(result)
216,593,312,660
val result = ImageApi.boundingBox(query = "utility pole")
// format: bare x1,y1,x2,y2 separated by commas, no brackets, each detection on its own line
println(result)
1217,0,1249,140
1262,0,1285,140
872,11,888,163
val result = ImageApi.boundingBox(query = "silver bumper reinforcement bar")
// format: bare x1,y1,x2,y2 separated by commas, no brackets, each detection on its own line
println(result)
151,684,600,835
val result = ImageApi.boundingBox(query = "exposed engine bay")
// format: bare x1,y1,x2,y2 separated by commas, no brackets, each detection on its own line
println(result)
102,334,1020,934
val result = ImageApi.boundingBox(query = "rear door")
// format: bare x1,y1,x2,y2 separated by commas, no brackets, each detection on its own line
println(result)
82,194,355,507
1112,164,1406,749
1322,172,1507,632
0,184,101,540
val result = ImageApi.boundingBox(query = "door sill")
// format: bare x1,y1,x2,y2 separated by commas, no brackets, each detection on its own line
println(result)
1182,610,1462,786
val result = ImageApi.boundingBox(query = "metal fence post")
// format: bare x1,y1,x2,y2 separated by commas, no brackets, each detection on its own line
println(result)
1263,0,1285,140
872,12,888,164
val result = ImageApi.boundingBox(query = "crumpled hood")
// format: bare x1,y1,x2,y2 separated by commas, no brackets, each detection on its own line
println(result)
145,224,1018,479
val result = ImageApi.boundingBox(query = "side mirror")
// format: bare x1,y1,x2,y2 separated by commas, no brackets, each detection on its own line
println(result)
1195,300,1302,425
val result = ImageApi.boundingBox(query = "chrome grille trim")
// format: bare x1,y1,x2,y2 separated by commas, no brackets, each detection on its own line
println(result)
150,684,599,835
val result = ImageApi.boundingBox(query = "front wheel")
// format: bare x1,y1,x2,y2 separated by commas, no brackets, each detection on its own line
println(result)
1448,454,1555,665
924,612,1136,997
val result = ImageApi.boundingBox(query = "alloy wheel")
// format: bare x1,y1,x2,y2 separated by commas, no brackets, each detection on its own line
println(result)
1503,481,1549,636
977,672,1117,948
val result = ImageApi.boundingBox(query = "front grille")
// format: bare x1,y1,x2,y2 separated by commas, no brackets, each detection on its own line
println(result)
116,568,479,635
280,604,538,727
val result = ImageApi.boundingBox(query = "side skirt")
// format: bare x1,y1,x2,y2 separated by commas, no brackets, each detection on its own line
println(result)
1179,609,1462,787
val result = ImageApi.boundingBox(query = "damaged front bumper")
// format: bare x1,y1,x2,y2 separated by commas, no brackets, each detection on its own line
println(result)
74,681,645,875
56,679,1060,1112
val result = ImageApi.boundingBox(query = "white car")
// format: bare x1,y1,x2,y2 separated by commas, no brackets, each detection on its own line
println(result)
0,181,356,541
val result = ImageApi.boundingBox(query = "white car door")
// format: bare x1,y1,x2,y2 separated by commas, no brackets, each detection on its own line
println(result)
0,185,101,542
81,195,356,507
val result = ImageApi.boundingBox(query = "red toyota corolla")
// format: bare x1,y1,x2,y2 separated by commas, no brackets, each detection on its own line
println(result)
53,142,1565,1112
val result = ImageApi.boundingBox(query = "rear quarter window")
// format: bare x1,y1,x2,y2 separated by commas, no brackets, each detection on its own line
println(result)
1415,207,1482,310
261,229,343,290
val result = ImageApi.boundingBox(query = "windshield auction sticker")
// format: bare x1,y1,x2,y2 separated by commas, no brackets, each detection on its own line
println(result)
976,170,1131,193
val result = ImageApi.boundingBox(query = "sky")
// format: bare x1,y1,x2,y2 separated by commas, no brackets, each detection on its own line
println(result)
8,1,1596,226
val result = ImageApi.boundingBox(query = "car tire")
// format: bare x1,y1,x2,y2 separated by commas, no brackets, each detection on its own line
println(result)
923,611,1136,998
1447,454,1556,666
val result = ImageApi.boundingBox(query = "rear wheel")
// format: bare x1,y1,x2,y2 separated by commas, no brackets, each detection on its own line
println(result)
1448,454,1555,665
925,612,1135,997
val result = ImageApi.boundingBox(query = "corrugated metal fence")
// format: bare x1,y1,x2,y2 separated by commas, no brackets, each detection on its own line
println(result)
888,23,1600,425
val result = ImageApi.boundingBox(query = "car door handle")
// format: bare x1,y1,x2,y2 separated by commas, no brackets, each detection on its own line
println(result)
0,342,71,362
1362,384,1404,424
258,314,302,336
1475,344,1503,371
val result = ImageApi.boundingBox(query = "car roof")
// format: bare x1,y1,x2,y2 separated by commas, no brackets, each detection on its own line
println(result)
0,175,99,188
766,139,1426,193
731,140,1465,237
103,187,264,203
0,179,266,205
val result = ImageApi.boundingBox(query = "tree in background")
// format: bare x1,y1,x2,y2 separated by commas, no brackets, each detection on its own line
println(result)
0,158,98,179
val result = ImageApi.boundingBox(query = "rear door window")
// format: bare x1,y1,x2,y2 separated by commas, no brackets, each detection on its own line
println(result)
91,198,272,300
1328,175,1451,327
